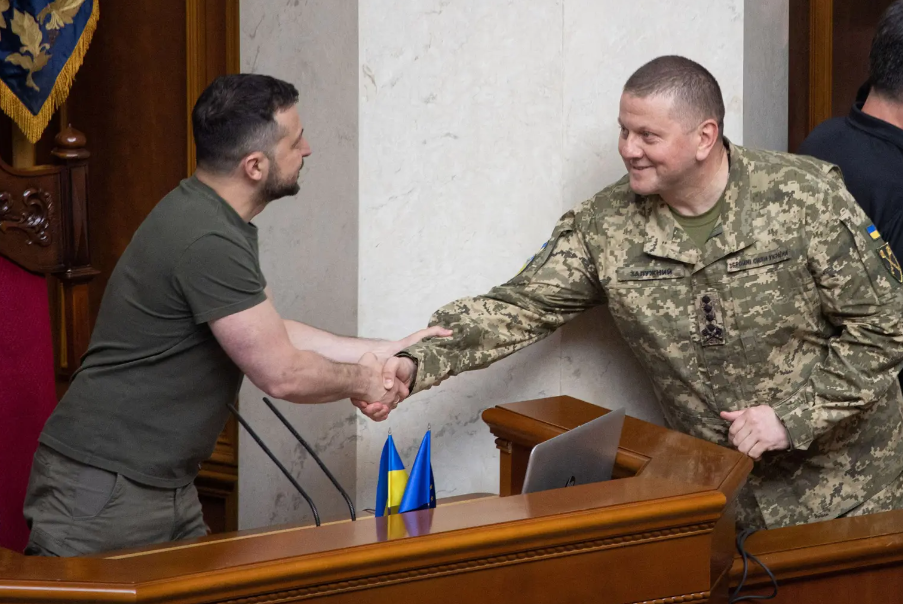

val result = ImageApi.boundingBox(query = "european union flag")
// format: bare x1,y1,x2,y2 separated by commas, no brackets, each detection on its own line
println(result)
374,434,408,517
0,1,99,142
399,429,436,513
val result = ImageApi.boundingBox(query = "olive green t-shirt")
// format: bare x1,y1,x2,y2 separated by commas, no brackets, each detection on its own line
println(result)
40,176,266,488
671,194,725,250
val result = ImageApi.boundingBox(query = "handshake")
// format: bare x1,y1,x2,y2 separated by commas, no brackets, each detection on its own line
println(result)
351,326,451,422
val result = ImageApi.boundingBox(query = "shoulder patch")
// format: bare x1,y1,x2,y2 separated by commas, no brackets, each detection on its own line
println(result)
877,243,903,283
517,241,548,275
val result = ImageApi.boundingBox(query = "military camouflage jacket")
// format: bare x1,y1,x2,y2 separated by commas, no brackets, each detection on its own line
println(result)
402,142,903,529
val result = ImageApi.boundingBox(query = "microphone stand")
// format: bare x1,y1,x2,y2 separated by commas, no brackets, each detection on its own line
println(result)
262,397,356,521
227,402,321,527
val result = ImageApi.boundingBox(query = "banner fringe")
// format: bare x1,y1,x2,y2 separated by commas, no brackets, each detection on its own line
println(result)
0,0,99,143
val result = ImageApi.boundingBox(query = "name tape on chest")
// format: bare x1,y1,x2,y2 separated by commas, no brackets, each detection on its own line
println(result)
616,265,688,282
726,248,792,273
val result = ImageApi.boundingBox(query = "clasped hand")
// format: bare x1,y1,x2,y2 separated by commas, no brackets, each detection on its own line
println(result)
720,405,791,461
351,326,449,422
352,354,412,422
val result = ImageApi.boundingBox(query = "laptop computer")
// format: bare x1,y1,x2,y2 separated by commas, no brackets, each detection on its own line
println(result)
521,407,626,494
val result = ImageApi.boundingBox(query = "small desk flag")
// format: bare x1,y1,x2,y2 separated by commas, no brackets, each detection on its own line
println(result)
375,433,408,517
398,428,436,514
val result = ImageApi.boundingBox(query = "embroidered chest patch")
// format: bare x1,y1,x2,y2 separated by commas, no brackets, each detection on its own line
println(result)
696,290,725,346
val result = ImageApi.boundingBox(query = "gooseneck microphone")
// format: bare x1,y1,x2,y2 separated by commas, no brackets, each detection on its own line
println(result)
227,402,321,527
262,397,356,521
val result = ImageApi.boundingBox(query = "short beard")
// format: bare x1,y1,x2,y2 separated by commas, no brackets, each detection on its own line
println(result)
260,157,301,203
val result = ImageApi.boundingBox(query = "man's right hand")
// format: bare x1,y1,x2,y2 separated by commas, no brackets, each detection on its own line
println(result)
352,355,417,422
390,355,417,389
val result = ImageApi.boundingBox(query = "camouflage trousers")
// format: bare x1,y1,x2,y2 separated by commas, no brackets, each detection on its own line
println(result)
736,469,903,531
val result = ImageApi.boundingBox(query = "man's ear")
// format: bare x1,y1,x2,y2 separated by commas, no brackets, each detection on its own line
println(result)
240,152,268,183
695,119,721,162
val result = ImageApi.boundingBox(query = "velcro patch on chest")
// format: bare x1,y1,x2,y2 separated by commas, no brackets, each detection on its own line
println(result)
696,291,726,346
616,265,688,282
726,248,793,273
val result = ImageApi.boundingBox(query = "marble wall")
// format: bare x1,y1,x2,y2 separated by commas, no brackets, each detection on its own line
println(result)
238,0,360,529
356,0,569,505
743,0,791,151
239,0,789,528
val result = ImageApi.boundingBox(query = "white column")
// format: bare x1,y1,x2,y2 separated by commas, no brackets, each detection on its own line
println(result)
238,0,360,529
743,0,791,151
356,0,568,506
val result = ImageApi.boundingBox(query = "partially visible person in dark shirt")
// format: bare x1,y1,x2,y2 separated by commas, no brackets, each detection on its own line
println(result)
799,0,903,262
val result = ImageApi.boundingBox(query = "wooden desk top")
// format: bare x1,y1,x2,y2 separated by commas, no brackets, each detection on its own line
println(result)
0,396,751,603
485,395,752,496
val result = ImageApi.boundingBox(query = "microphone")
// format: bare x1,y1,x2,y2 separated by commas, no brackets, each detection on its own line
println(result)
262,397,356,521
227,402,321,527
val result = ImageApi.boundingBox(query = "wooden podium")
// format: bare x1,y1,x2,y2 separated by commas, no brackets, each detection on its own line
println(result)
0,396,751,604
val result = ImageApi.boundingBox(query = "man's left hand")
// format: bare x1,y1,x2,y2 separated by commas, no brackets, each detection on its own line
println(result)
720,406,791,461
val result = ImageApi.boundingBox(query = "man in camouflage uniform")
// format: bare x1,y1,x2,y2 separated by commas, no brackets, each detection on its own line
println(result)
377,56,903,530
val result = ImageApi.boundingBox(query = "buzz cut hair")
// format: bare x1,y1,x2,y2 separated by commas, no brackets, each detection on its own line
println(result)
623,55,725,139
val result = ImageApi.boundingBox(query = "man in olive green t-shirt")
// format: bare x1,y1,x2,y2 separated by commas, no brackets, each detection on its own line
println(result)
23,74,447,557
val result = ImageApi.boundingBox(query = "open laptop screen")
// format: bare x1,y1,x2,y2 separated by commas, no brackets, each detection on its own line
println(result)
521,407,626,494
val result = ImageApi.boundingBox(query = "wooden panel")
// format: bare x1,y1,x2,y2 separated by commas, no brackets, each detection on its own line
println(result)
729,509,903,603
0,396,749,604
65,0,188,331
186,0,240,175
790,0,894,150
831,0,894,115
0,165,66,273
809,0,834,131
766,565,903,604
197,414,239,533
788,0,811,151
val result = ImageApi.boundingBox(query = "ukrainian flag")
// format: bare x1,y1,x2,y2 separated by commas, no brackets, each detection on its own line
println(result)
399,429,436,513
375,434,408,517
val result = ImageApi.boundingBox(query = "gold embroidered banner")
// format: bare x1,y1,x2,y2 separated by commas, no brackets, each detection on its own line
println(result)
0,0,98,143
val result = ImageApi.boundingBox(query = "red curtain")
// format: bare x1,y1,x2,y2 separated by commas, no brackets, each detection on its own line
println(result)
0,256,57,552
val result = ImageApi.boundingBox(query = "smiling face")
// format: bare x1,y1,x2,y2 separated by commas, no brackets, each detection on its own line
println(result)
617,92,705,198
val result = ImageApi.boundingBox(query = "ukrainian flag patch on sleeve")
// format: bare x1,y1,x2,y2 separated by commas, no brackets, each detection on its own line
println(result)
867,224,881,240
518,241,548,274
